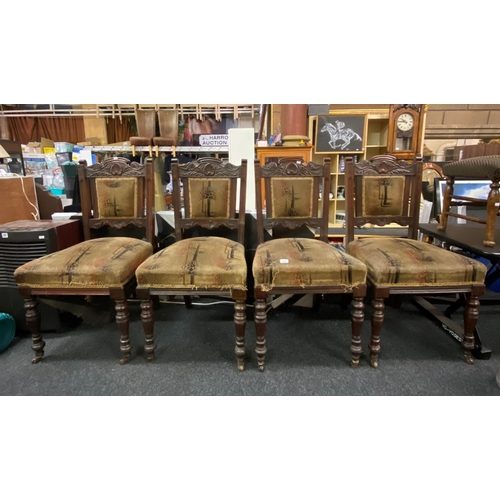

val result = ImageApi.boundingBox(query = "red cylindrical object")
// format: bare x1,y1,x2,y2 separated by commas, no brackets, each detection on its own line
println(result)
281,104,308,137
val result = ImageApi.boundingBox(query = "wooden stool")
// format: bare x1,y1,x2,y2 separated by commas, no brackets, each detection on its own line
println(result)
437,155,500,247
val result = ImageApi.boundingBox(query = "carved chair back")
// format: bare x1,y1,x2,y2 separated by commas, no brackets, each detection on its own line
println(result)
172,157,247,245
254,157,331,244
78,157,155,244
345,155,423,244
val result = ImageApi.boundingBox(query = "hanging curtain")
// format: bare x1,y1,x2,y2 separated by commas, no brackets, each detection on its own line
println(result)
4,105,38,144
106,117,135,144
36,116,86,144
5,106,85,144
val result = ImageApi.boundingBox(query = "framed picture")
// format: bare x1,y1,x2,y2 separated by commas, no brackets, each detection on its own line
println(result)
315,115,366,154
434,178,491,215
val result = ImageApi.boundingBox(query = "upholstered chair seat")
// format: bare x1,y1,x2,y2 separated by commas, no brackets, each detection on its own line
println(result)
152,136,176,147
129,136,154,146
15,237,153,289
253,238,367,291
136,236,246,290
347,238,486,287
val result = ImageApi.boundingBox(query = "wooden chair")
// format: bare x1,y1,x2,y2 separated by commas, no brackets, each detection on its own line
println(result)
345,155,487,368
437,155,500,247
135,157,248,371
153,109,178,156
14,157,155,365
130,109,156,156
252,158,368,372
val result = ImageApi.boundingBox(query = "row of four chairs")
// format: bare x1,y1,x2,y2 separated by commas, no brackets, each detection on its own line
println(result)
14,155,487,371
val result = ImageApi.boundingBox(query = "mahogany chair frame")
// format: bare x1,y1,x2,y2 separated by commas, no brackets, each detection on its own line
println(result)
345,155,485,367
18,157,155,365
253,158,367,371
136,158,248,370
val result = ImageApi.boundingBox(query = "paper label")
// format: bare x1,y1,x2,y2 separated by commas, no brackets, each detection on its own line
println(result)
279,259,289,264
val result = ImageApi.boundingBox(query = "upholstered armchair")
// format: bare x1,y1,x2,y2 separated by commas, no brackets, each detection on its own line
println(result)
135,157,248,371
130,109,156,156
437,155,500,247
14,157,155,364
345,155,487,367
252,158,368,371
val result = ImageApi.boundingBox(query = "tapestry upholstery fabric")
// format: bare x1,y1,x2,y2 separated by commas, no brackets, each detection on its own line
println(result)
95,178,138,218
347,238,487,287
136,236,247,290
188,178,230,219
270,178,313,218
253,238,367,291
362,176,405,217
14,237,153,288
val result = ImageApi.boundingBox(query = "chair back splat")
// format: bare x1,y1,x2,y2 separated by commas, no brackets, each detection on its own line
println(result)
345,154,422,244
172,157,247,245
78,157,155,246
254,157,330,244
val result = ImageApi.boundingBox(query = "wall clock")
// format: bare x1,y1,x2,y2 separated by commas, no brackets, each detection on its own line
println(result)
387,105,427,160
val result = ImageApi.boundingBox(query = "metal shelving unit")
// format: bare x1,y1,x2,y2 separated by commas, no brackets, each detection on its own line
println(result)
83,145,229,153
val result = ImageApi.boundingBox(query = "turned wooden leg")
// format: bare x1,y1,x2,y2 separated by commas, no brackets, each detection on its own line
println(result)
254,295,268,372
25,297,44,364
140,299,156,362
463,293,480,365
350,294,365,368
437,177,454,231
484,180,499,247
233,298,247,372
115,299,131,365
370,297,385,368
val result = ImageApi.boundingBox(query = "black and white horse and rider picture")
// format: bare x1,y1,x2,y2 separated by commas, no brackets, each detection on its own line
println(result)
315,115,366,154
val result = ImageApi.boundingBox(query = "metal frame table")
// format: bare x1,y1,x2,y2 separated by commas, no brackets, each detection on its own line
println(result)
417,223,500,359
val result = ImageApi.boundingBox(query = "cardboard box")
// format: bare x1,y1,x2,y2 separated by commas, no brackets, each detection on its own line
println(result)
77,137,101,146
26,142,43,154
41,137,55,150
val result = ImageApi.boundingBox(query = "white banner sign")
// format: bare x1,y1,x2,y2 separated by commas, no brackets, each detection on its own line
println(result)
199,134,229,147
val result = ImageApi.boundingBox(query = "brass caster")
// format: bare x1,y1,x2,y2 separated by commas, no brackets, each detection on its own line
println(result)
350,359,360,368
370,356,379,369
119,357,131,365
258,364,265,372
31,357,43,364
146,355,155,363
237,362,245,372
464,354,474,365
